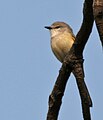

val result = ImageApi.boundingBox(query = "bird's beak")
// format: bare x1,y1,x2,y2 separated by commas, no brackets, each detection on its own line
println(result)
44,26,52,30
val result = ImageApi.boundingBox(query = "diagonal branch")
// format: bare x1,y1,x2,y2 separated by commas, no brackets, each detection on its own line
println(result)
47,63,72,120
65,0,94,118
93,0,103,47
72,59,92,120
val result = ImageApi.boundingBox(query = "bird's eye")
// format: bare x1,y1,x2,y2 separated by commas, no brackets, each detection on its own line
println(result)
55,26,60,29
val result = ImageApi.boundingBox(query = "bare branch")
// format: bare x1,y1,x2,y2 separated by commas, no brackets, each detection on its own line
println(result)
47,63,72,120
93,0,103,47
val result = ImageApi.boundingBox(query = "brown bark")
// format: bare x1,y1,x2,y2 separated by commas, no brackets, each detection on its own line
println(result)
46,0,94,120
93,0,103,47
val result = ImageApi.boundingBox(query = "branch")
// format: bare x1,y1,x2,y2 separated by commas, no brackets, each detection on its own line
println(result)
93,0,103,47
47,63,72,120
46,0,94,120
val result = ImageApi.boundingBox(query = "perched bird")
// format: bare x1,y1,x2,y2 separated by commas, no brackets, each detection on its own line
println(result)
45,21,93,107
45,21,75,62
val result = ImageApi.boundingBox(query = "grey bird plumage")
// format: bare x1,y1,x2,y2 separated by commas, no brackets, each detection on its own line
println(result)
45,21,75,62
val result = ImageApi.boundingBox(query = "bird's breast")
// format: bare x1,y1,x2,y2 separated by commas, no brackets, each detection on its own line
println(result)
51,33,75,62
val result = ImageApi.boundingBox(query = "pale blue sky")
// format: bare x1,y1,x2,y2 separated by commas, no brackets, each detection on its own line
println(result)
0,0,103,120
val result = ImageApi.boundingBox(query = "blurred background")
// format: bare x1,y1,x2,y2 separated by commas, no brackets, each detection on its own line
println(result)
0,0,103,120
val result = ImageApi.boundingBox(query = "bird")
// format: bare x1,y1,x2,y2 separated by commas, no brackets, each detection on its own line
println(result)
45,21,75,63
45,21,93,107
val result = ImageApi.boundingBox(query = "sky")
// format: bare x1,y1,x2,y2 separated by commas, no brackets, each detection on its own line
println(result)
0,0,103,120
